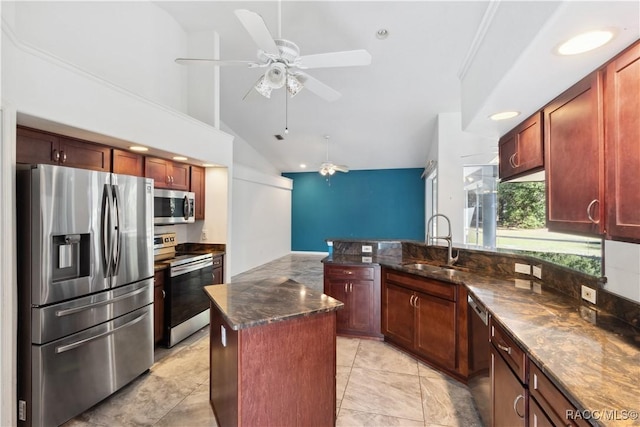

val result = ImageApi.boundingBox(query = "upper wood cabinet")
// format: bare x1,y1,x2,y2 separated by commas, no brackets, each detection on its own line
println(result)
17,126,111,172
144,157,190,190
544,73,605,235
190,165,206,220
604,41,640,242
112,149,144,177
499,112,544,181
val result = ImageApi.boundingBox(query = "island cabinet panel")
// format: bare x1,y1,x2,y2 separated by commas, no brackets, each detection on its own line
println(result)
499,111,544,181
544,72,605,235
112,149,144,177
209,306,336,427
382,268,461,378
145,157,190,190
604,41,640,241
323,264,382,339
190,165,206,220
17,126,111,172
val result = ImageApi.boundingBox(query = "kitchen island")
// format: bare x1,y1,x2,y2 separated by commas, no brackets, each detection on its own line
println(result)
204,277,343,427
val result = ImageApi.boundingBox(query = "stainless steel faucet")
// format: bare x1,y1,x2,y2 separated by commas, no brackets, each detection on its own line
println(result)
426,214,459,266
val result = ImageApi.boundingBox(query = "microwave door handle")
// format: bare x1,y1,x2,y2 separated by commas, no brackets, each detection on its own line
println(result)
183,195,189,220
101,184,112,276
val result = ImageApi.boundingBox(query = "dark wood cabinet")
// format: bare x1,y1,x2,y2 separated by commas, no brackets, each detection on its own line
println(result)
491,345,527,427
145,157,190,190
190,165,206,220
499,112,544,181
323,264,382,339
17,126,111,172
112,149,144,177
604,41,640,241
382,268,460,375
211,255,224,285
544,72,605,235
153,270,166,344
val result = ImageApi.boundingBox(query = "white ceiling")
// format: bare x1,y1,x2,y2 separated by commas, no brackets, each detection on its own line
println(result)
155,1,640,173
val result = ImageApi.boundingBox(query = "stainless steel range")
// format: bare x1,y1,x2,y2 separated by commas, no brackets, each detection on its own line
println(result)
154,233,214,347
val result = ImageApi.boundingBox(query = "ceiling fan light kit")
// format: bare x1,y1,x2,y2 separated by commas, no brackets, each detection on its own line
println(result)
176,9,371,102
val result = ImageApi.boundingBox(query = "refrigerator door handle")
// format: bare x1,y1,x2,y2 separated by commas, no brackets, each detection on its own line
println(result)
111,184,122,275
54,286,148,317
101,184,113,276
54,310,149,354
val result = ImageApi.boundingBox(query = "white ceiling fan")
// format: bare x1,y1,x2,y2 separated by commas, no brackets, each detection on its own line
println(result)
175,9,372,102
320,136,349,176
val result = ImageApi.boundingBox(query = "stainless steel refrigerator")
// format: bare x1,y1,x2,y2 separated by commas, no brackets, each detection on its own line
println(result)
16,164,155,427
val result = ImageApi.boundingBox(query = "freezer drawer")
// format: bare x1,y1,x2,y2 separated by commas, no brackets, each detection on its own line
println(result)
27,305,153,427
31,279,153,344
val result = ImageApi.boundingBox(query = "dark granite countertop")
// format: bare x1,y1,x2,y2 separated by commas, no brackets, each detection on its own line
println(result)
204,277,344,331
324,254,640,426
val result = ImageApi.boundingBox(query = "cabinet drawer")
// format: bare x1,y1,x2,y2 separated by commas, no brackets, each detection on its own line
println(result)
490,318,527,383
325,265,374,280
529,362,590,427
384,270,456,301
212,256,224,267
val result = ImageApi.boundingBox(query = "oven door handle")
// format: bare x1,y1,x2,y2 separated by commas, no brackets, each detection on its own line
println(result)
170,259,213,277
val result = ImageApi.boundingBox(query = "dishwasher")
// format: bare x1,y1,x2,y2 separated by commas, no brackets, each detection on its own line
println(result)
468,293,491,426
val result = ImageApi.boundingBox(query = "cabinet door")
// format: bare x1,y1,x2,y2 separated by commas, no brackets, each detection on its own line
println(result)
545,73,604,235
212,267,223,285
145,157,170,188
414,292,456,370
112,149,144,177
327,279,350,332
349,280,374,333
605,41,640,241
16,126,59,165
59,137,111,172
190,165,206,220
170,162,190,191
491,346,527,427
499,132,518,179
499,112,543,180
382,283,415,349
153,270,166,344
529,397,554,427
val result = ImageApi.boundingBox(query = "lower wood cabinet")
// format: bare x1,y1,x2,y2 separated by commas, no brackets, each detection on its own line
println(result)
491,344,528,427
211,255,224,285
323,263,382,339
382,268,461,376
153,270,166,344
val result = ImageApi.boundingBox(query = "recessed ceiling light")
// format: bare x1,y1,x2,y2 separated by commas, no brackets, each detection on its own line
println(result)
376,29,389,40
129,146,148,152
557,30,614,55
300,164,307,169
202,163,217,167
173,156,188,161
489,111,520,121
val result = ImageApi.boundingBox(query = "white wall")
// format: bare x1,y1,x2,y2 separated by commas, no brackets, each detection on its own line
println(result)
604,241,640,302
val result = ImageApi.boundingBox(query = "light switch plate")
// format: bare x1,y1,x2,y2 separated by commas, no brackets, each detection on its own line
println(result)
361,256,372,263
515,263,531,275
532,265,542,279
362,245,373,253
581,285,597,304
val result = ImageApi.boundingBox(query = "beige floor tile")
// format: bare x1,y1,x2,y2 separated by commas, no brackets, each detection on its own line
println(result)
421,375,483,427
341,367,424,422
353,339,419,375
337,408,424,427
155,382,217,427
337,336,360,366
336,364,352,400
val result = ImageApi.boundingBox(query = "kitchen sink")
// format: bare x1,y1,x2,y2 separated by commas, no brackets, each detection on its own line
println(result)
401,262,470,273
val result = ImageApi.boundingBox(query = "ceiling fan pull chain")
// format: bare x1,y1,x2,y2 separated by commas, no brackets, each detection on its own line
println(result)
284,88,289,134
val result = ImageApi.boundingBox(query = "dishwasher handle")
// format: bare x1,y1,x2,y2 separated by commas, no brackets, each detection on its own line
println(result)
468,295,488,326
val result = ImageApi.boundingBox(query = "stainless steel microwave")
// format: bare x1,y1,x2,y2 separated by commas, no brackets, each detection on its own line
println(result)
153,189,195,224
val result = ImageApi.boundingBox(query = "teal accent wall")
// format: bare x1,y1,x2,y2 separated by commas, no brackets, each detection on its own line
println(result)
282,168,425,252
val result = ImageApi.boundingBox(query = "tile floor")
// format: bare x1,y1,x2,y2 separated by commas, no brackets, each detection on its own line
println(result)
64,254,482,427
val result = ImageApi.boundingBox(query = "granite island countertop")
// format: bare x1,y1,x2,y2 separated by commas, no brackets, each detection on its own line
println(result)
324,254,640,426
204,276,344,331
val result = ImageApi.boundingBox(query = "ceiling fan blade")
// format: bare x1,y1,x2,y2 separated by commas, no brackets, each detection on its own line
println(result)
333,165,350,173
297,50,372,69
175,58,262,67
295,72,341,102
234,9,280,57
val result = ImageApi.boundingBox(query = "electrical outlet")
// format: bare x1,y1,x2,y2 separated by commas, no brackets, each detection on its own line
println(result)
580,306,597,324
581,285,597,304
515,263,531,275
201,230,208,241
532,265,542,279
361,256,372,263
362,245,373,253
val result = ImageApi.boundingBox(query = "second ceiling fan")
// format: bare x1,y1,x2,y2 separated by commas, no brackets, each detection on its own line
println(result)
176,9,372,102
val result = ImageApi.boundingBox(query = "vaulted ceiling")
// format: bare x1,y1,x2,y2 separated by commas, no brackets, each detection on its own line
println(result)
156,1,640,173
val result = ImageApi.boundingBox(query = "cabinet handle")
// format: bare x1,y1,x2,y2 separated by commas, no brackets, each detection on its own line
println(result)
513,394,525,418
344,270,353,275
171,176,175,184
587,199,600,224
161,290,166,299
61,150,67,163
344,283,348,293
509,152,520,168
53,149,60,162
496,342,512,355
166,175,171,185
409,295,415,307
350,282,353,292
414,296,419,308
